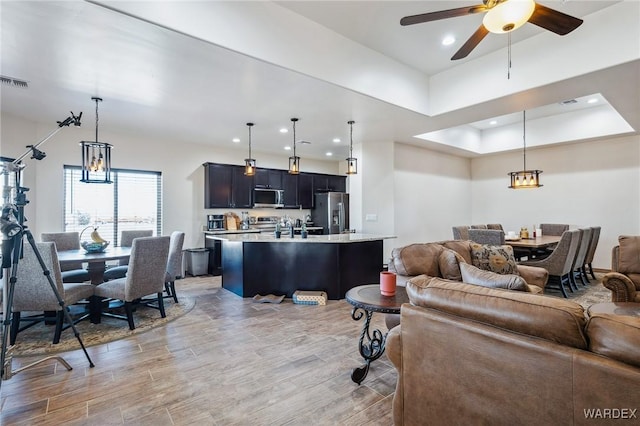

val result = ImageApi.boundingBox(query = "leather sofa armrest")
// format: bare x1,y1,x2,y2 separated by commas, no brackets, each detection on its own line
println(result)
517,264,549,289
602,272,638,302
387,324,402,369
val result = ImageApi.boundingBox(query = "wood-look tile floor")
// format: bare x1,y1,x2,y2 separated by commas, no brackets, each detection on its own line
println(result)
0,276,396,425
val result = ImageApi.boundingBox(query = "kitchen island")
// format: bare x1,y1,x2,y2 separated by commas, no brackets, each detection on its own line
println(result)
211,233,396,300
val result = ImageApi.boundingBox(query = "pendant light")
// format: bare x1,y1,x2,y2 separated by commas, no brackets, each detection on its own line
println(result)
80,97,113,183
345,120,357,175
288,118,300,175
508,110,543,189
244,122,256,176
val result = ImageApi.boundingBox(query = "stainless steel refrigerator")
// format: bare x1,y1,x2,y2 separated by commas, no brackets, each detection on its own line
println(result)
311,192,349,234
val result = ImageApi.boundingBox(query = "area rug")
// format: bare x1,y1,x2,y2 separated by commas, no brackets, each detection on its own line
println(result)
9,297,196,357
546,272,611,308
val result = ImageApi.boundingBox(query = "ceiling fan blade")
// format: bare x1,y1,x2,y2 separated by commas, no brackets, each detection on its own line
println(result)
451,25,490,60
400,5,487,26
528,3,583,35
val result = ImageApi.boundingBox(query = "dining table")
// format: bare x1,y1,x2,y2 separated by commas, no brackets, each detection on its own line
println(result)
505,235,562,260
57,247,131,285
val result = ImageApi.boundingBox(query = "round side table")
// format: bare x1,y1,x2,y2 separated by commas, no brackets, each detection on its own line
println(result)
345,284,409,385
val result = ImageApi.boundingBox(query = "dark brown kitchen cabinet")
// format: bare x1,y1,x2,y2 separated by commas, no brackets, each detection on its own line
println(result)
297,173,314,208
282,172,299,208
254,169,282,189
312,173,346,193
204,163,253,208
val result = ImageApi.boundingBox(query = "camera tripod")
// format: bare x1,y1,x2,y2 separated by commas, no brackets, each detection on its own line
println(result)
1,112,94,392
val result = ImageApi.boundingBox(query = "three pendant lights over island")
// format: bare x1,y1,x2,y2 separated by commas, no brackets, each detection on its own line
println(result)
243,118,358,177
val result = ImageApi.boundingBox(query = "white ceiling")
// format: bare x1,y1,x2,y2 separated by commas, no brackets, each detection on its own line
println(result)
1,1,638,162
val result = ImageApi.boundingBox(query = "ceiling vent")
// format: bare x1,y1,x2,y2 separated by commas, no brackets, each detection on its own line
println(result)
0,75,29,89
560,99,577,105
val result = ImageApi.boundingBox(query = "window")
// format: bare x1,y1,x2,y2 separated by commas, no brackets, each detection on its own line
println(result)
64,166,162,246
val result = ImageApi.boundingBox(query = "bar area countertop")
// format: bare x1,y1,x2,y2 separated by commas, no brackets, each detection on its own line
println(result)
220,234,395,299
209,233,395,243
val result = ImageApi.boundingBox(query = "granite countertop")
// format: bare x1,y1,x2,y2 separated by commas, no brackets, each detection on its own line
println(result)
204,229,261,235
213,233,396,243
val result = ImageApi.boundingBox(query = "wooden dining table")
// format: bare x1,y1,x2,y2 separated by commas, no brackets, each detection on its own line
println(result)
57,247,131,285
505,235,562,260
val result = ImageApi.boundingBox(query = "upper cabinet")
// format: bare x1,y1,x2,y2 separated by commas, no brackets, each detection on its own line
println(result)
204,163,253,208
204,163,346,209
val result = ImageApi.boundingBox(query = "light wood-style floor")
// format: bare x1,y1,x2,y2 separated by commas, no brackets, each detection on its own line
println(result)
0,276,396,425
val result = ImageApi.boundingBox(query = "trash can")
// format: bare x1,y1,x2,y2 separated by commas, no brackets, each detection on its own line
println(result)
186,248,209,276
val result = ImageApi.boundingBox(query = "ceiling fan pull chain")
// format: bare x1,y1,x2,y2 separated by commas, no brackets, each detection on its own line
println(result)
507,32,512,80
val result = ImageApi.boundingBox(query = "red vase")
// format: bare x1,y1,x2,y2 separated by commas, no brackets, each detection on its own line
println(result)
380,271,397,296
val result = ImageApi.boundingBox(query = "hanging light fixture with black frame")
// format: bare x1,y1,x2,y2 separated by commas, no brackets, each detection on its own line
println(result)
508,110,542,189
244,122,256,176
80,97,113,184
288,117,300,175
345,120,357,175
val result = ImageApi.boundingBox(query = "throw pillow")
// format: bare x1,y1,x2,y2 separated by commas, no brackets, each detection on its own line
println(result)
438,248,466,281
470,243,519,275
617,235,640,274
460,263,530,292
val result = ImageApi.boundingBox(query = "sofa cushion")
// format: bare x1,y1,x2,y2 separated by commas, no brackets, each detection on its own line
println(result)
438,249,466,281
460,263,530,292
407,277,588,349
391,243,444,277
617,236,640,275
470,243,519,275
441,240,473,264
586,313,640,368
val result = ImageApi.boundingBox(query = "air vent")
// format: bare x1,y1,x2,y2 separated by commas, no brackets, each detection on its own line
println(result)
0,75,29,89
560,99,577,105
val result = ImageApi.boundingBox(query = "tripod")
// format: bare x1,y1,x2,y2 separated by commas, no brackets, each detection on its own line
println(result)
0,112,94,392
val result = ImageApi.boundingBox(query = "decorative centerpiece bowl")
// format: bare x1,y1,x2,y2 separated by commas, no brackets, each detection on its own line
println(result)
81,240,110,253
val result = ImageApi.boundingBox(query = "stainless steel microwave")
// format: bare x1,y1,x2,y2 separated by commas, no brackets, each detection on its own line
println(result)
253,188,284,208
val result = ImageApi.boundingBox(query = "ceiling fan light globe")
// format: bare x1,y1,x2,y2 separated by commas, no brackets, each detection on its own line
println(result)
483,0,535,34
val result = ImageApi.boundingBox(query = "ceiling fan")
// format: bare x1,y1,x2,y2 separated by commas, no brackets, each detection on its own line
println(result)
400,0,583,60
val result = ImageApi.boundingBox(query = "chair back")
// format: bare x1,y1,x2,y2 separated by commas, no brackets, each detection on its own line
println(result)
452,226,470,240
540,224,569,236
559,230,582,276
166,231,185,280
572,228,592,270
584,226,601,265
41,232,82,271
124,236,170,301
14,242,64,311
470,224,487,229
118,230,154,266
486,224,503,231
468,229,505,245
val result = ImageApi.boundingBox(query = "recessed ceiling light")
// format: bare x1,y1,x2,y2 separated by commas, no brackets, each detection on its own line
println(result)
489,120,497,125
587,98,598,104
333,138,341,143
232,138,240,143
442,35,456,46
284,146,291,151
280,128,288,133
326,152,333,156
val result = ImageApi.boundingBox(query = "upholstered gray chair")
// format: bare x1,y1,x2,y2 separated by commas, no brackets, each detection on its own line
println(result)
452,226,470,240
11,242,94,344
470,224,488,229
486,224,504,230
164,231,185,303
41,232,90,283
103,229,154,281
571,228,592,287
540,223,569,236
468,229,505,245
520,230,581,298
584,226,601,280
93,236,170,330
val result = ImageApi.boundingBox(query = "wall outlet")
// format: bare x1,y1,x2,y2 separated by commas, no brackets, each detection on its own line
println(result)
365,214,377,222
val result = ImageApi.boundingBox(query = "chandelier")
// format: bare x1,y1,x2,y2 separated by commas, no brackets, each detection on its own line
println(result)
80,97,112,183
508,110,542,189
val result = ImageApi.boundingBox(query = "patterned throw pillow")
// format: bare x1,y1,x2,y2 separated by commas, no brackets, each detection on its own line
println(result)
470,243,519,275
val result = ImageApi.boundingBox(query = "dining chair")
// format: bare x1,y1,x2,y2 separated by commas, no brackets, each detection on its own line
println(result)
583,226,601,280
11,242,95,344
519,230,581,298
540,224,570,236
486,224,504,231
103,229,153,281
468,229,505,245
41,232,90,283
571,228,592,287
92,236,170,330
452,226,470,240
164,231,185,303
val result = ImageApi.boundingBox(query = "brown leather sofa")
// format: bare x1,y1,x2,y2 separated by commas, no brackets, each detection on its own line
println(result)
387,239,548,291
602,236,640,302
387,278,640,425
